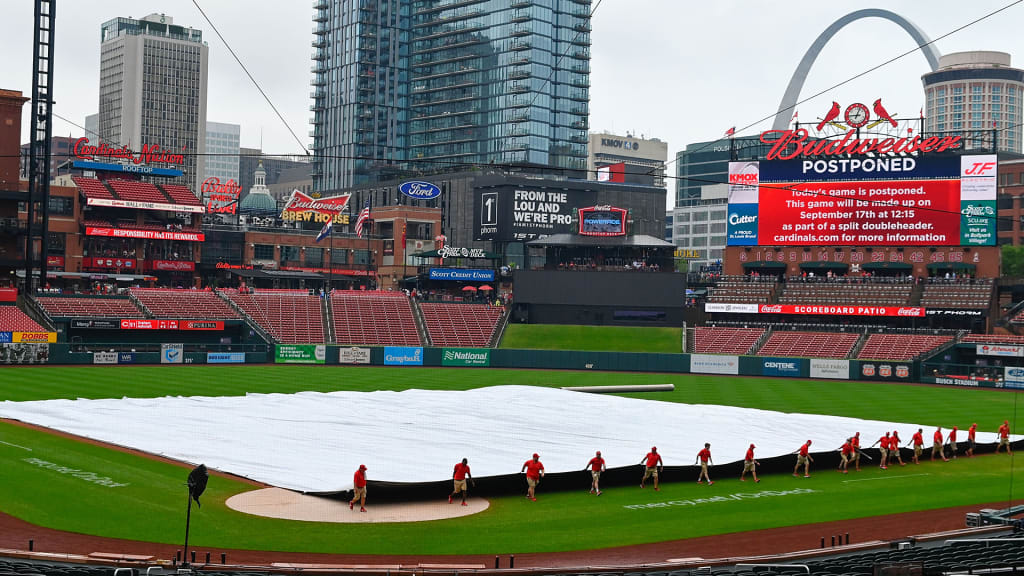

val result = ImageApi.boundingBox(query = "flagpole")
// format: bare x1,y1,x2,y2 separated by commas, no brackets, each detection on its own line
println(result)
366,197,372,290
328,219,334,293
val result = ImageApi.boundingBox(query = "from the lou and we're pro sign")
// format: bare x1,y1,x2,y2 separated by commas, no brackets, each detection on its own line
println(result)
429,268,495,282
442,348,491,367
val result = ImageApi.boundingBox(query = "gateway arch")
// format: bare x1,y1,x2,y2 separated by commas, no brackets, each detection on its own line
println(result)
771,8,942,130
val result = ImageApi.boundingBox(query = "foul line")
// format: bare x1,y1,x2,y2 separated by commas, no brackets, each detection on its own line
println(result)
0,440,32,451
842,473,930,483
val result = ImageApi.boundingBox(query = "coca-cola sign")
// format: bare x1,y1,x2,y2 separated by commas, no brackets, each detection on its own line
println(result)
202,177,242,215
73,138,185,166
759,129,962,161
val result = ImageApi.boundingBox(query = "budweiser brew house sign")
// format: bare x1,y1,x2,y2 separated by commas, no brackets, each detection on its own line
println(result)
280,190,352,224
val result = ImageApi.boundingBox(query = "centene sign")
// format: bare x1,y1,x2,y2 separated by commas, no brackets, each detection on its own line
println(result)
759,129,961,161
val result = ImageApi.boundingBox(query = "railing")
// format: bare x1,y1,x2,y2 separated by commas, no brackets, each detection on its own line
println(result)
66,342,271,354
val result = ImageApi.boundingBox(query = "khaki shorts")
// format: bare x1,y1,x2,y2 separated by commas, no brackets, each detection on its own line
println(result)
527,476,538,487
643,467,659,480
1000,437,1009,446
700,462,708,473
914,445,922,457
840,453,849,464
880,448,888,461
933,441,942,452
352,486,366,499
796,455,807,466
591,471,601,480
453,479,467,492
950,442,958,452
969,439,976,450
852,450,860,461
743,460,755,472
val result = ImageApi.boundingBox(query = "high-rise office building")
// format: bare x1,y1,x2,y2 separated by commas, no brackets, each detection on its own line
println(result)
310,0,592,193
205,122,241,185
98,13,208,191
587,132,667,187
922,51,1023,154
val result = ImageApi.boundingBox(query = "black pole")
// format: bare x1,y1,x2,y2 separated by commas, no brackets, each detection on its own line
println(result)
183,489,193,567
328,222,334,292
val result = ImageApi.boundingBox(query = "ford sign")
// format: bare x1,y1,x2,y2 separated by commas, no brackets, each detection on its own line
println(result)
399,181,442,200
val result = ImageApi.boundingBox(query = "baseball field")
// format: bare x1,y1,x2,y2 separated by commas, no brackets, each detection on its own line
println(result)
0,364,1022,557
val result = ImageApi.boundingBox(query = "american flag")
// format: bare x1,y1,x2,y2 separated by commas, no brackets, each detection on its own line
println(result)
355,200,371,237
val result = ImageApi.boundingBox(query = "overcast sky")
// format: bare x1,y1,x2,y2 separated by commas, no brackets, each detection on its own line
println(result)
2,0,1023,197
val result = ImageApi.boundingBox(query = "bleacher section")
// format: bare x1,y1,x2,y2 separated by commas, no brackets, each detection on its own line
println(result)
130,288,240,319
226,292,325,343
779,278,912,306
0,306,46,331
71,176,115,199
706,275,776,304
857,333,952,360
420,303,503,347
106,180,170,204
963,333,1024,344
758,331,860,358
331,291,421,346
693,326,765,354
159,183,203,206
920,278,993,309
36,296,144,318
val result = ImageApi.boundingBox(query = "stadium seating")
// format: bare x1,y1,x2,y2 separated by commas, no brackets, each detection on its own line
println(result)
0,306,46,331
35,296,144,318
778,279,912,306
71,176,115,199
962,333,1024,344
226,292,325,343
130,288,240,319
331,291,422,346
707,276,777,304
693,326,765,354
856,333,952,360
106,180,171,204
920,278,993,309
757,331,859,358
159,183,202,206
419,302,503,347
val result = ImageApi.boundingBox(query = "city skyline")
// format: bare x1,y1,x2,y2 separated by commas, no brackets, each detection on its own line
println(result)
2,1,1024,193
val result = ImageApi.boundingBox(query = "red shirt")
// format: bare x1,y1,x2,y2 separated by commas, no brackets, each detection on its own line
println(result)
933,430,944,443
799,442,810,456
745,447,755,461
999,423,1010,439
523,460,544,479
841,442,853,455
851,436,860,449
879,436,889,450
353,469,367,488
697,448,711,463
969,425,977,440
912,432,924,446
644,452,662,468
453,462,470,480
892,432,901,445
588,457,605,472
949,428,957,442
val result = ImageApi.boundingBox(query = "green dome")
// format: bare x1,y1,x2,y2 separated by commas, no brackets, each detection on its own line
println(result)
239,191,277,215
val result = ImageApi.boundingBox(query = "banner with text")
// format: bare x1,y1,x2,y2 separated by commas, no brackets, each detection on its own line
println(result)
810,358,850,380
475,186,597,242
441,348,491,366
690,353,739,375
275,344,326,364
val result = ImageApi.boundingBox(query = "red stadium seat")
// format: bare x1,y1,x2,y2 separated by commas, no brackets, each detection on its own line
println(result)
35,297,145,319
419,303,503,347
0,306,47,332
856,334,952,361
330,291,422,346
226,292,326,344
130,289,240,320
693,327,765,355
757,331,859,359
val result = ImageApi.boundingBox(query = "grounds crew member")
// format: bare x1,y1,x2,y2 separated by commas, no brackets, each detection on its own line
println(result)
997,420,1012,454
349,464,368,512
584,450,606,495
931,427,949,462
696,443,714,485
909,428,924,464
640,446,663,491
890,430,906,466
740,443,760,483
851,432,862,471
521,453,545,501
967,423,978,457
793,440,813,478
838,438,853,474
449,458,474,506
946,426,959,459
870,432,890,470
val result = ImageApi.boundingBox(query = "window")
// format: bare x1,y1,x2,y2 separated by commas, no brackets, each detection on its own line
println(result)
692,212,708,222
253,244,274,260
305,247,323,266
676,224,689,235
693,223,708,234
675,212,690,222
692,237,708,247
709,210,726,221
353,249,371,265
280,246,300,262
711,236,726,246
331,249,348,265
710,222,726,234
48,196,74,216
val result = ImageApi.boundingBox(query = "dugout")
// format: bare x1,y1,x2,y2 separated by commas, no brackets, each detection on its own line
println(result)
511,269,686,326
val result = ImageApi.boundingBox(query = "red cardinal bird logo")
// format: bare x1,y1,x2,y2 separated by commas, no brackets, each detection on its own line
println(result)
816,102,840,131
873,98,897,127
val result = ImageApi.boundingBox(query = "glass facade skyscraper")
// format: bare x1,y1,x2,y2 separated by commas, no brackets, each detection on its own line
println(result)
311,0,591,193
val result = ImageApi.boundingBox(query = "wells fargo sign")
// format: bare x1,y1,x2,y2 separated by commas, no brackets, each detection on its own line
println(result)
73,138,185,166
280,191,351,224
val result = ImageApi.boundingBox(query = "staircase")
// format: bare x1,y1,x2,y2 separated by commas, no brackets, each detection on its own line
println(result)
848,331,870,359
488,307,510,348
909,282,924,305
410,299,431,346
322,296,334,343
215,291,277,345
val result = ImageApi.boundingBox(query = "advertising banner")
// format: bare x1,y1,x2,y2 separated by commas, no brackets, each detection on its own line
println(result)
810,359,850,380
149,260,196,272
860,362,911,380
977,344,1024,357
161,343,184,364
960,200,996,246
429,268,495,281
0,288,16,302
960,155,997,200
704,302,759,313
384,346,424,366
761,357,802,377
690,353,739,375
0,343,49,364
13,332,57,343
1004,366,1024,389
726,203,759,245
120,319,224,331
86,227,205,242
85,197,205,214
82,257,137,270
275,344,326,364
759,156,958,182
474,187,596,241
758,304,924,317
118,352,136,364
71,319,121,329
207,352,246,364
93,352,118,365
441,348,491,366
339,347,371,364
0,332,11,343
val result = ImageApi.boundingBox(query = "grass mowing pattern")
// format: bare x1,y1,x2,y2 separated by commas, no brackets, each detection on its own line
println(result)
499,324,682,352
0,366,1022,554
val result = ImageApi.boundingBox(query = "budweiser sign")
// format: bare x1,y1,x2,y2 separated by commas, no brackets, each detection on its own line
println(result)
281,190,352,224
202,177,242,215
759,129,962,161
73,138,185,166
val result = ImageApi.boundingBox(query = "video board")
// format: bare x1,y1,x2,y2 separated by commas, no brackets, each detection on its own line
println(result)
726,155,997,247
578,206,627,237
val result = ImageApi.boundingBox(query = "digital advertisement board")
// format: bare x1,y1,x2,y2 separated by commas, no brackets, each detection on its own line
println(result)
476,187,597,242
727,154,996,247
578,206,627,237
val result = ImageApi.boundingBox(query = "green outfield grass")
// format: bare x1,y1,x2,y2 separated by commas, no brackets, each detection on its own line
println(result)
499,323,683,352
0,365,1022,554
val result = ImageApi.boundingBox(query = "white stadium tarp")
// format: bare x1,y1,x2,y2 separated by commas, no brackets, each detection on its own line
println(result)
0,386,1012,493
